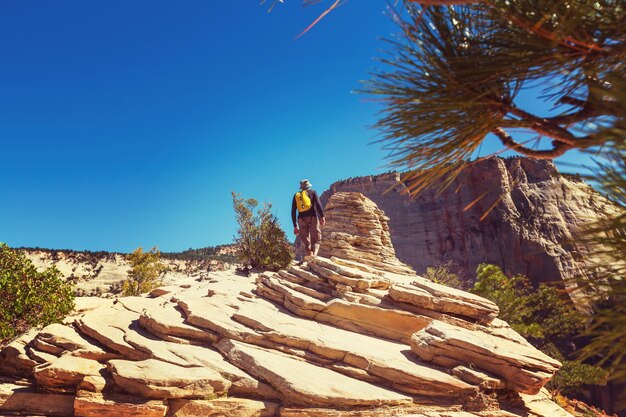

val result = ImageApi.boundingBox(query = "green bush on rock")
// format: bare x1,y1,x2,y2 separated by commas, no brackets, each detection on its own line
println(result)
122,247,168,296
0,243,74,344
232,192,293,271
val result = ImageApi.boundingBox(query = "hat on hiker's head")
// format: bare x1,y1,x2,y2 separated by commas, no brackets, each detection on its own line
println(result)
299,179,312,190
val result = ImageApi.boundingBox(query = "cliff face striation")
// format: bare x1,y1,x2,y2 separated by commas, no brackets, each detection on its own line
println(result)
0,192,573,417
321,157,612,301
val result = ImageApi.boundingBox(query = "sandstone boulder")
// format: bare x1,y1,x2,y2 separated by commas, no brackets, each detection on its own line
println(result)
108,359,231,399
34,355,104,391
0,383,74,416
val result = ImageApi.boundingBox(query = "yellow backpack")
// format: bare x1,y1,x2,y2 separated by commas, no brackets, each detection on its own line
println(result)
295,190,312,212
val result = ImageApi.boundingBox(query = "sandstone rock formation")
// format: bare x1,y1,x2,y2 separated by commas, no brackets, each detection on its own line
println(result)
319,192,415,275
0,192,573,417
321,157,614,303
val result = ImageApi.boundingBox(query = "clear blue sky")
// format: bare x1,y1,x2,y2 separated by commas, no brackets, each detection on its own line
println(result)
0,1,590,252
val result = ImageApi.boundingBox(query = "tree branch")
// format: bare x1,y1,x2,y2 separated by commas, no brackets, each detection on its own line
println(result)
492,127,573,159
499,101,598,148
506,106,580,146
545,105,597,126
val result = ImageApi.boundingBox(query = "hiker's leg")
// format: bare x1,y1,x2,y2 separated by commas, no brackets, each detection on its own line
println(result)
310,217,322,256
297,217,311,254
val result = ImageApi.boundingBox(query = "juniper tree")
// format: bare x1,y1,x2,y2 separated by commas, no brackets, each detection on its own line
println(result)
232,192,293,271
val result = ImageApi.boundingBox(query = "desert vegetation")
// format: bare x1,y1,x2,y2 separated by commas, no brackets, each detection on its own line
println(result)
232,192,293,271
162,245,238,264
121,247,169,296
0,243,74,345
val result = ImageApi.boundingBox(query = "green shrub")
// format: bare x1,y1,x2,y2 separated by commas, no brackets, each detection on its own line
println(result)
471,263,608,397
0,243,75,344
424,261,463,289
232,192,293,271
122,247,168,296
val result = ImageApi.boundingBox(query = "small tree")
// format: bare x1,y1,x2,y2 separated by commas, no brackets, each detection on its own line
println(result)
232,192,293,271
122,247,168,296
424,261,464,289
0,243,74,344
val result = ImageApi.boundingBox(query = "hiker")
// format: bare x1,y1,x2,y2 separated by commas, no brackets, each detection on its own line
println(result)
292,179,325,257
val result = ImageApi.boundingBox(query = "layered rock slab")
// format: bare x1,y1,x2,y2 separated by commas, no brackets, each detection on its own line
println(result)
169,398,278,417
0,383,74,416
231,296,476,397
257,272,430,343
389,281,499,323
117,297,219,344
108,358,230,399
74,391,168,417
410,321,561,394
35,323,117,361
74,307,149,361
216,338,412,407
319,192,415,275
33,355,104,391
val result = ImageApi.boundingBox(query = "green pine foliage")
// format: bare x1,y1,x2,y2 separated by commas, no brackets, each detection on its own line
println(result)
575,84,626,382
472,263,608,396
0,243,74,344
232,192,293,271
122,247,168,296
362,1,625,190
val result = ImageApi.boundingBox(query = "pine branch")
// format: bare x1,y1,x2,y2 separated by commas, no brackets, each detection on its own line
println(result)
492,127,572,159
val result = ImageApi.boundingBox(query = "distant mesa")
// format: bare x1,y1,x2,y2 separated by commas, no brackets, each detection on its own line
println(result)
322,156,616,309
0,191,573,417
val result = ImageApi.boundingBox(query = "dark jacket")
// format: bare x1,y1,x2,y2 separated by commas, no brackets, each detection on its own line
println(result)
292,189,324,227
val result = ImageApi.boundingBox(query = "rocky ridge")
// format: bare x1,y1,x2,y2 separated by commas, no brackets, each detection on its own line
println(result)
321,157,614,305
0,192,572,417
23,246,235,297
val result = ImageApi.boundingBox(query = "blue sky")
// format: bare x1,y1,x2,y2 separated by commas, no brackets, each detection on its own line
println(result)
0,2,591,252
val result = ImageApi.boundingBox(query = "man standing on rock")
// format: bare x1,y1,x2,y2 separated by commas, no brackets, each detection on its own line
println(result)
292,179,325,257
